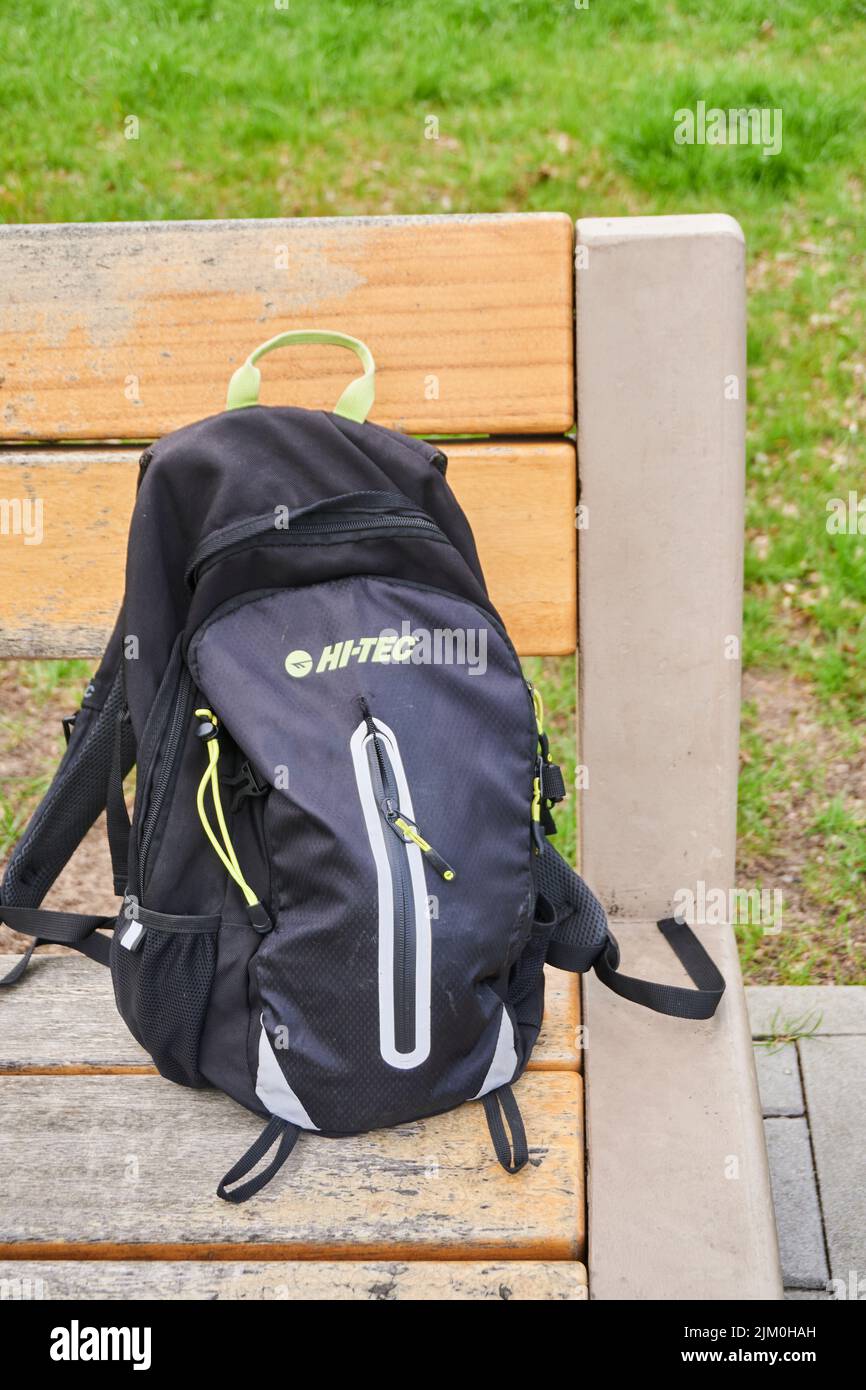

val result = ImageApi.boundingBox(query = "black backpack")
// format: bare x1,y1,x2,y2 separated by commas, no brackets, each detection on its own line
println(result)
0,332,725,1202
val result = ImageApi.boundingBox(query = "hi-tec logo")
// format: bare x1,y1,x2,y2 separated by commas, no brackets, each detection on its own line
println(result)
286,633,416,677
50,1320,152,1371
285,624,488,677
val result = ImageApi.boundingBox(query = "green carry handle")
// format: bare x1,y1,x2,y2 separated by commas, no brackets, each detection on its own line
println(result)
225,329,375,423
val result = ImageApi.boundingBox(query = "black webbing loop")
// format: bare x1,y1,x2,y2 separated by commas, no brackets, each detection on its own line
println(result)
0,944,39,986
217,1115,301,1204
482,1085,529,1175
537,841,725,1020
594,919,726,1021
0,904,115,985
106,707,134,897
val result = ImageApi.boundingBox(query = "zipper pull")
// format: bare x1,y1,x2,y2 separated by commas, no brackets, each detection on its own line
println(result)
119,894,146,952
194,708,272,932
386,806,455,881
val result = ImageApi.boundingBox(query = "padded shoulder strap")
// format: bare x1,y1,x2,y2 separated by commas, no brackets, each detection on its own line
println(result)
1,663,126,911
537,842,725,1021
0,628,132,981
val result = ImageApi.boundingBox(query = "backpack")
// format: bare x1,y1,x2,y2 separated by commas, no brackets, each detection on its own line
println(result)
0,330,725,1202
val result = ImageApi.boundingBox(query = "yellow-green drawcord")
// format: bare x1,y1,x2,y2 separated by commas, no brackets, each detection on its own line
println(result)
195,708,271,932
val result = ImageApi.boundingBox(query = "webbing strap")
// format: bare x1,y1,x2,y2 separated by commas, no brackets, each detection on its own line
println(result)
594,919,726,1021
106,707,134,897
0,946,37,986
482,1085,528,1174
538,841,725,1020
0,904,115,984
217,1116,301,1204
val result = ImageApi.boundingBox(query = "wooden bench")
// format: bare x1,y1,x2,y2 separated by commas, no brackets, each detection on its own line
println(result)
0,211,782,1300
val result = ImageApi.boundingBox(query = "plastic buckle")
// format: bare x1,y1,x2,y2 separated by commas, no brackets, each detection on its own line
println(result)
61,714,77,746
223,761,269,813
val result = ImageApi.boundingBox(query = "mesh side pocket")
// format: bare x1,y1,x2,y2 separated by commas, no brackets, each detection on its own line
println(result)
111,913,219,1087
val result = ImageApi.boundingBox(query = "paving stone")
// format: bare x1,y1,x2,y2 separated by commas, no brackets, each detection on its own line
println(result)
799,1036,866,1284
753,1042,804,1117
784,1289,831,1300
747,986,866,1038
763,1117,829,1290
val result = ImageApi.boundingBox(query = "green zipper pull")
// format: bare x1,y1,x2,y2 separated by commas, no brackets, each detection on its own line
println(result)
387,809,455,882
194,708,272,933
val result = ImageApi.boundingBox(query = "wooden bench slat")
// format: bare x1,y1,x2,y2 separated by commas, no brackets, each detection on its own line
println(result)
0,440,575,658
0,215,574,440
0,958,580,1073
0,1072,584,1258
0,1259,587,1301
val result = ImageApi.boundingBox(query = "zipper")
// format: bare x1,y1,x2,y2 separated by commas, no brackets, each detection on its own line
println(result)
365,723,416,1055
186,501,447,588
350,706,451,1068
385,810,454,881
359,696,454,880
137,665,195,891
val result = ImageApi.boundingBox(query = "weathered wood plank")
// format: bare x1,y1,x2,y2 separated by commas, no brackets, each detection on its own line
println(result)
0,1259,588,1301
0,441,575,657
0,215,574,440
0,958,580,1073
0,1072,584,1258
449,441,576,656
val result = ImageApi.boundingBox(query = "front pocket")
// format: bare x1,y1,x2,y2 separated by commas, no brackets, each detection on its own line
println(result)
185,491,449,588
187,572,537,1133
350,711,436,1069
111,900,220,1087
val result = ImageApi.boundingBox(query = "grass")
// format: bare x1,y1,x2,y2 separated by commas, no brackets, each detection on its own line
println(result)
753,1006,823,1054
1,0,864,980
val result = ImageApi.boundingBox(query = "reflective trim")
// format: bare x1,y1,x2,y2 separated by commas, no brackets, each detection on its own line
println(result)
350,716,432,1069
473,1004,518,1099
255,1018,318,1129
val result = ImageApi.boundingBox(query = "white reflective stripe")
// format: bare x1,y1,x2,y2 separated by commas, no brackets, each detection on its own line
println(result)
350,716,432,1070
473,1004,518,1099
255,1018,318,1129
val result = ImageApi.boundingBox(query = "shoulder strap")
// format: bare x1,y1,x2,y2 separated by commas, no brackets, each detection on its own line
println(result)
0,635,132,983
592,919,726,1021
537,842,725,1020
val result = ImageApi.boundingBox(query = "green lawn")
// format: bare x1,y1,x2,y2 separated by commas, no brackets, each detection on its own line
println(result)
1,0,864,980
